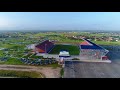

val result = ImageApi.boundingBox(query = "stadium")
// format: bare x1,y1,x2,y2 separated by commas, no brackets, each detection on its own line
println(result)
32,39,109,61
80,38,109,61
34,40,80,56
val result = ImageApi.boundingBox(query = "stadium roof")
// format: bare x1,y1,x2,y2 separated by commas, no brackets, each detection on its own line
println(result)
80,41,92,45
80,39,105,50
35,40,54,52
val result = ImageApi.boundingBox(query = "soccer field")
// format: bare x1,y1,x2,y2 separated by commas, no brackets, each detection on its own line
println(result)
49,44,80,55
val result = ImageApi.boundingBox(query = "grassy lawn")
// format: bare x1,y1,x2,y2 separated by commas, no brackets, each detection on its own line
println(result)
44,63,61,69
0,51,5,57
49,44,80,55
0,70,43,78
0,58,24,65
92,41,120,45
0,57,60,68
60,68,64,78
23,54,32,58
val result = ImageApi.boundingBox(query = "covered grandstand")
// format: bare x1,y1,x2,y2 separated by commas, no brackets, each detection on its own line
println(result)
35,40,54,53
80,39,109,60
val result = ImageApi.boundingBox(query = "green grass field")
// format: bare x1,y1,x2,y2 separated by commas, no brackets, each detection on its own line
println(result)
49,44,80,55
0,70,43,78
92,41,120,45
0,58,24,65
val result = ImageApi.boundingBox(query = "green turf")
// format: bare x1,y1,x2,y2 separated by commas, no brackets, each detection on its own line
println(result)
0,70,43,78
0,58,24,65
49,44,80,55
92,41,120,45
44,63,61,69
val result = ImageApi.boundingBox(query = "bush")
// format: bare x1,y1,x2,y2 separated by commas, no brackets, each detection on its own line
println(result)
72,58,80,60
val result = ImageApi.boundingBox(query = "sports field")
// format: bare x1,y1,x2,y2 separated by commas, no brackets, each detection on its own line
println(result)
49,44,80,55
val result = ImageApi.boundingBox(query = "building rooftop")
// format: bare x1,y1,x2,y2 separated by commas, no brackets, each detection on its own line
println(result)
35,40,54,52
80,39,105,50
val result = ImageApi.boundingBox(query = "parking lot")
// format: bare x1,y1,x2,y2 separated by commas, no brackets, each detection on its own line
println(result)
64,60,120,78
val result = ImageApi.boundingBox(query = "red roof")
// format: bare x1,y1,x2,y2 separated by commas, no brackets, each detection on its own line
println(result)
80,41,92,45
35,40,54,53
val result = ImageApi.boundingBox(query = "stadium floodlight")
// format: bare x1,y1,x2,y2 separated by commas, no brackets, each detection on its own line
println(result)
45,44,47,54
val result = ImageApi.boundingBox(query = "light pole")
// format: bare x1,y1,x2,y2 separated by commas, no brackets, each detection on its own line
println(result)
45,44,47,54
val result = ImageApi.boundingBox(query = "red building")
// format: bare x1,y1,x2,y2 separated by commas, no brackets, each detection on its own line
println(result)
35,40,54,53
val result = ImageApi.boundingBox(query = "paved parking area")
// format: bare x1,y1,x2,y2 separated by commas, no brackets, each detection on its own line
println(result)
64,60,120,78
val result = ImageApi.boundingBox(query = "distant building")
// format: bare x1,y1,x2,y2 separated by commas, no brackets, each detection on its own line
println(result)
107,37,113,42
35,40,54,53
114,38,119,42
27,44,36,50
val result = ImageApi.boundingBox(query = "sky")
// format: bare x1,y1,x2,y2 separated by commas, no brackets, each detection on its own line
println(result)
0,12,120,31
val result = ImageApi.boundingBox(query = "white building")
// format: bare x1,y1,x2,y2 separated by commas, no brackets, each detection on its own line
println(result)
27,44,36,50
59,51,70,57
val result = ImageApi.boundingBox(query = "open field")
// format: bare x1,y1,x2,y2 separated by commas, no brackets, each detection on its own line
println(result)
0,65,61,78
49,44,80,55
0,58,24,65
92,41,120,45
0,70,43,78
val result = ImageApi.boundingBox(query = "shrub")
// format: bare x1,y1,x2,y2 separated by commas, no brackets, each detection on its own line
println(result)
72,58,80,60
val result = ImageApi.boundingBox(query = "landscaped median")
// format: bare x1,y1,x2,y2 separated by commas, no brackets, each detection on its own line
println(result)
0,70,44,78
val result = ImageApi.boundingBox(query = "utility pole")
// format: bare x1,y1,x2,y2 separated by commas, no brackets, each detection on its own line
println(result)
45,44,47,54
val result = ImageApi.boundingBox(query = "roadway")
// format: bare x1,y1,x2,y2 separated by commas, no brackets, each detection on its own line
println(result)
64,60,120,78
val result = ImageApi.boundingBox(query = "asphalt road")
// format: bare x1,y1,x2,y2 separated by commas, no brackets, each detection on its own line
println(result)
64,60,120,78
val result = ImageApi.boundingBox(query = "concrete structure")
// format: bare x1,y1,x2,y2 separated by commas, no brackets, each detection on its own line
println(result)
80,38,109,61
